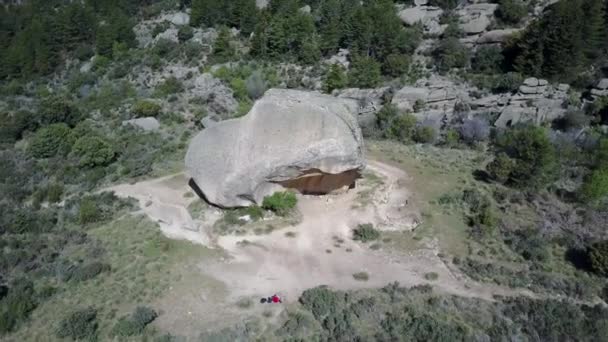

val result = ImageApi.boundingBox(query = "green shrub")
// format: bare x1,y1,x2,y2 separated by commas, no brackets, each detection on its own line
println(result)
112,306,157,337
424,272,439,281
382,53,410,77
71,262,111,282
78,197,101,224
472,46,504,74
246,205,264,220
588,241,608,277
39,95,82,127
386,114,417,143
432,37,470,73
579,168,608,203
323,64,347,93
352,223,380,242
494,126,557,189
28,123,74,158
56,307,98,341
132,100,162,117
495,0,527,25
352,272,370,281
299,286,345,320
72,136,115,168
177,25,194,42
487,152,516,183
154,77,183,97
0,280,37,334
413,125,436,144
262,191,297,216
349,56,381,88
444,129,460,147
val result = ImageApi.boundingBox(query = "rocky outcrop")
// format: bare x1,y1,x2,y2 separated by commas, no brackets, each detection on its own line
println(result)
458,3,498,35
122,117,160,131
186,89,365,207
398,4,444,35
476,29,520,44
591,78,608,98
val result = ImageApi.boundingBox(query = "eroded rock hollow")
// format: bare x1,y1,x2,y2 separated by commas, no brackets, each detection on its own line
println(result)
185,88,365,207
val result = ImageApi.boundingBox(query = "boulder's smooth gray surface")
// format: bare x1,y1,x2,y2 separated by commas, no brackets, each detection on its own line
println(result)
186,89,365,207
122,117,160,131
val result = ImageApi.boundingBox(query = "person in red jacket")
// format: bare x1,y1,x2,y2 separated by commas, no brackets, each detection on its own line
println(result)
271,294,282,303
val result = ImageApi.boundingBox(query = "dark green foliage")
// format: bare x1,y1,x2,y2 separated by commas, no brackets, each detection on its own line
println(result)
462,189,496,236
211,27,236,63
72,136,115,168
95,12,136,58
56,307,98,341
299,286,345,320
579,168,608,203
511,0,606,82
132,100,162,118
428,0,459,10
73,192,132,225
177,25,194,43
111,306,157,337
493,126,557,189
154,77,184,97
487,152,516,183
28,123,74,158
0,111,39,144
191,0,257,34
0,280,37,334
323,64,347,93
348,56,381,88
588,240,608,276
39,95,82,127
382,53,410,77
413,125,436,144
262,191,297,216
377,105,417,143
495,0,527,25
472,46,504,74
432,37,470,73
352,223,380,242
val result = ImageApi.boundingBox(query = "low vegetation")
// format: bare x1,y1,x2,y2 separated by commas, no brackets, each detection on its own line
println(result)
262,191,297,216
352,223,380,243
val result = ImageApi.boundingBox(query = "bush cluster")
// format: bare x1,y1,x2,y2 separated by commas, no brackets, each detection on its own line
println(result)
262,191,297,216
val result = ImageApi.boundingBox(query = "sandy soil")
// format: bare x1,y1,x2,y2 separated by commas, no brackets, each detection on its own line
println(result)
109,159,530,336
204,159,518,303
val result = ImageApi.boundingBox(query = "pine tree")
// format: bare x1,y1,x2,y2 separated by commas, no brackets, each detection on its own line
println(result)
581,0,606,60
212,26,235,62
323,64,347,93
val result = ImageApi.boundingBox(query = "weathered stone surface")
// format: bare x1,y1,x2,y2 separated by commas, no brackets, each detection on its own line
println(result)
391,86,429,111
458,3,497,34
597,78,608,90
162,12,189,26
519,85,540,94
191,73,238,117
523,77,539,87
538,79,548,86
325,48,350,68
476,29,519,44
398,6,443,26
122,117,160,131
186,89,365,207
558,84,570,92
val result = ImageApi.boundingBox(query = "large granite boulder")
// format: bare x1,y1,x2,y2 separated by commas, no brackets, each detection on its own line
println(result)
186,89,365,207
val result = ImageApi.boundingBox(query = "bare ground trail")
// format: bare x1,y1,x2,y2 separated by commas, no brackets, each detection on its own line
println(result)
107,158,539,336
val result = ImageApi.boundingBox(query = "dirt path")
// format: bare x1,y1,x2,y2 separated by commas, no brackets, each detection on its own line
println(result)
106,173,217,246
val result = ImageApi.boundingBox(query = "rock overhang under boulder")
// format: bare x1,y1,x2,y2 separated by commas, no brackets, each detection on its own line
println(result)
185,88,366,208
